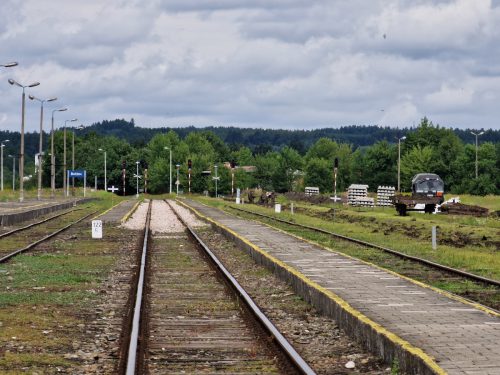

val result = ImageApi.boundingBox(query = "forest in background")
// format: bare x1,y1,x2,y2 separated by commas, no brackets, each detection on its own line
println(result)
0,118,499,196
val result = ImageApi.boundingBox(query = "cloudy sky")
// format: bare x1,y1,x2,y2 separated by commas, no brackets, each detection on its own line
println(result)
1,0,500,133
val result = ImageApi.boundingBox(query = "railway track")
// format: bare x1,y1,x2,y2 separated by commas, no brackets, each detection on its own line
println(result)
228,205,500,310
122,199,315,374
0,207,97,263
0,207,81,238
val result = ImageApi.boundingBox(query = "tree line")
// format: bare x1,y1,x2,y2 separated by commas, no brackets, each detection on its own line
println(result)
0,118,498,196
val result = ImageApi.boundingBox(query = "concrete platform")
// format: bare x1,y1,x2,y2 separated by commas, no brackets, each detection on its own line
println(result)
0,198,93,226
181,199,500,375
95,199,139,223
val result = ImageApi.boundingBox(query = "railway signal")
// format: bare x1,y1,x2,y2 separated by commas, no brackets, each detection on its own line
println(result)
230,160,236,196
332,157,340,202
122,160,126,196
188,159,192,193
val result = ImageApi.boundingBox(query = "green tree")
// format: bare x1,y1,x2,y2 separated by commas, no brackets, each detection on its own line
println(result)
305,138,338,162
272,146,303,192
400,145,434,191
304,157,331,193
254,152,279,191
360,141,397,189
233,146,254,166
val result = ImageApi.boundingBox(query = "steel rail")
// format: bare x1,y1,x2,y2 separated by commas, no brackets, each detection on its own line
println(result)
0,208,82,239
167,200,316,375
229,206,500,288
125,200,152,375
0,210,98,263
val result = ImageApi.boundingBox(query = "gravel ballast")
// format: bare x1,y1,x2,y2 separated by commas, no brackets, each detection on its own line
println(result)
120,200,149,230
196,228,387,374
168,200,207,228
150,200,185,234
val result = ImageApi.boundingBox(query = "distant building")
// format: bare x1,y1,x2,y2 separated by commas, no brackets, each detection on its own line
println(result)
223,162,256,172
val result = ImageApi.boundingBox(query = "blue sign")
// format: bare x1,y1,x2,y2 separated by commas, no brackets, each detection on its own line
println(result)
68,170,85,179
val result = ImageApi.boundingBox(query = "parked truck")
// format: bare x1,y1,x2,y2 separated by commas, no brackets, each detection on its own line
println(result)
393,173,445,216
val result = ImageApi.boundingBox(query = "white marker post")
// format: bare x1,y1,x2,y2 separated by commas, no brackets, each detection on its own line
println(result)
92,220,103,239
432,226,437,250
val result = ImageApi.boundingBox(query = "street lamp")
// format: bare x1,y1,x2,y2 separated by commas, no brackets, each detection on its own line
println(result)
8,78,40,202
8,155,16,191
50,108,67,197
98,148,107,191
164,146,172,194
63,118,78,196
71,124,85,196
29,95,57,200
135,161,140,198
1,140,9,191
1,62,18,68
397,136,406,193
470,131,484,179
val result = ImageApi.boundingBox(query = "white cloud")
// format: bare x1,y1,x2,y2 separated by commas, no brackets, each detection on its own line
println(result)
1,0,500,132
425,83,474,110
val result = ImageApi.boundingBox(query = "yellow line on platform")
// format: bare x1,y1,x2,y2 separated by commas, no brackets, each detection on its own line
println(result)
93,200,125,220
121,200,141,223
230,206,500,318
177,199,447,375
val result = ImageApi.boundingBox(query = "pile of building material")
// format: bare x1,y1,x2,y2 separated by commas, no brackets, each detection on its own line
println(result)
377,186,395,207
441,202,489,217
348,184,373,207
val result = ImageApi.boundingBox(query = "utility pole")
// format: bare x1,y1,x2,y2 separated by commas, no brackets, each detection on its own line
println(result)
471,131,484,179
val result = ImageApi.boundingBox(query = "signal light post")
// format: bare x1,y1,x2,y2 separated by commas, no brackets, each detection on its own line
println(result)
333,157,340,202
213,165,219,198
230,160,236,196
176,164,180,195
188,159,192,193
122,160,126,196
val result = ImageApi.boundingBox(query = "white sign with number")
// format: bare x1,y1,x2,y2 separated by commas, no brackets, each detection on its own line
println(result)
92,220,103,239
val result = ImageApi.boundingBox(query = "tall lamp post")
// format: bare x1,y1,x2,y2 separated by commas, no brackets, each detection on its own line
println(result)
470,131,484,179
63,118,78,197
98,148,107,191
1,140,9,191
29,95,57,200
71,125,85,196
8,155,16,191
8,79,40,202
164,146,172,194
50,108,67,197
397,136,406,193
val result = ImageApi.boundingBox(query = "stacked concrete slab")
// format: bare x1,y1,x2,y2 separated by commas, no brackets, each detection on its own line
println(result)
347,184,373,207
377,186,395,207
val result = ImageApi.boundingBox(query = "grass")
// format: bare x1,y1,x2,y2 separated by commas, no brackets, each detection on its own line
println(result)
189,198,500,296
229,208,500,308
0,209,131,372
253,205,498,279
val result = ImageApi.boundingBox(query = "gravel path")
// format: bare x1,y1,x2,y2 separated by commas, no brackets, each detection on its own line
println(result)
168,200,207,228
150,200,185,234
120,200,149,230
